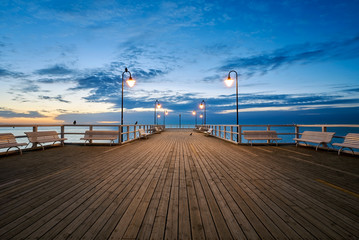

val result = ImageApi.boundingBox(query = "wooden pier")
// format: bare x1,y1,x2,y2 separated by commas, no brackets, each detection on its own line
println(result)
0,129,358,239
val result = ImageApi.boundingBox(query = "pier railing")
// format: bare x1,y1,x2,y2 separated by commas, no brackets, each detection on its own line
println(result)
204,124,359,147
1,123,358,153
0,124,163,148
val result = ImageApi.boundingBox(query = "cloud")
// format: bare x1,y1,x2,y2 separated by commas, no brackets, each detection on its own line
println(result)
0,108,45,118
0,67,24,78
69,66,168,103
35,64,75,76
217,36,359,77
39,95,71,103
343,87,359,92
37,77,74,84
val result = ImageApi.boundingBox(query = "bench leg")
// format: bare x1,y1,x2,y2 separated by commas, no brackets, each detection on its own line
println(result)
338,147,343,155
39,143,44,151
315,143,321,151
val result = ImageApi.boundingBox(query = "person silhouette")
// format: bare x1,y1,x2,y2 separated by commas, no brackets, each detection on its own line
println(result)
73,120,77,125
135,121,138,125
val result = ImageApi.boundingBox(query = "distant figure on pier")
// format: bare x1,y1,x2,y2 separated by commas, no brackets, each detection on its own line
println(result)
73,120,77,125
190,133,192,136
135,121,138,125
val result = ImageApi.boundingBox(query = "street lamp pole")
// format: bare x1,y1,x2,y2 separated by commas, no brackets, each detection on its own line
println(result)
199,100,206,125
121,67,135,142
226,70,239,142
164,110,168,126
192,110,197,127
154,100,161,125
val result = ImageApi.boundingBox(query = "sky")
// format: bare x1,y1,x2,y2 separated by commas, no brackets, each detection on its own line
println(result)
1,0,359,125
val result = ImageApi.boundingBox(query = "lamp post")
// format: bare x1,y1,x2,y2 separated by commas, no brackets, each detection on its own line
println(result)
154,100,161,125
121,68,135,142
192,110,197,127
199,100,206,125
225,70,239,142
164,110,168,126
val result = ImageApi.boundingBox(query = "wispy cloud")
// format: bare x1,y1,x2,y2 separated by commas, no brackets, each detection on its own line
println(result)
0,67,24,78
38,95,71,103
35,64,75,76
0,107,45,118
217,36,359,77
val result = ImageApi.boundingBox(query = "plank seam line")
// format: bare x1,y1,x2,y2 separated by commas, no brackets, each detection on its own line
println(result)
287,156,359,178
315,179,359,198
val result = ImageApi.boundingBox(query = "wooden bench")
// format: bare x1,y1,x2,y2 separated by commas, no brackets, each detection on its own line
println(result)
80,130,118,146
0,133,27,155
293,131,335,151
25,131,67,150
333,133,359,155
204,128,213,136
243,130,282,146
138,129,150,139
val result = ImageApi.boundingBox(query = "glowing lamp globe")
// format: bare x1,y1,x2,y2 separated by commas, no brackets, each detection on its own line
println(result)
224,76,234,87
157,114,161,118
192,111,196,116
126,77,136,88
200,114,203,118
199,103,204,109
156,103,162,109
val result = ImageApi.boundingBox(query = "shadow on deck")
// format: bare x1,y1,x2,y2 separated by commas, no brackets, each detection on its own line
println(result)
0,129,358,239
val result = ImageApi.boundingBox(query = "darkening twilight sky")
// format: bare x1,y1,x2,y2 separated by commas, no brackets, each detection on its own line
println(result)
1,0,359,125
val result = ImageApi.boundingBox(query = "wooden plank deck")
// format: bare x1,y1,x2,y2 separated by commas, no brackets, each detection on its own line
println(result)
0,129,358,239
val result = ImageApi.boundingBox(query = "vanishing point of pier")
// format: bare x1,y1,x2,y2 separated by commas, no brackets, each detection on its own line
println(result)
0,129,358,239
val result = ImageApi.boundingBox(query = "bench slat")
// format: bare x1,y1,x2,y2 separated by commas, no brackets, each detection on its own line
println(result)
0,133,27,155
25,131,67,150
243,131,282,146
81,131,119,146
293,131,335,151
333,133,359,155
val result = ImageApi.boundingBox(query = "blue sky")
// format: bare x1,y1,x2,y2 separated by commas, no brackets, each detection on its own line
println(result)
1,0,359,125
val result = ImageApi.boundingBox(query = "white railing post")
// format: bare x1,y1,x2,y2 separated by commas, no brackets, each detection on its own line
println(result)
32,126,38,148
238,125,242,144
127,126,130,141
230,126,233,141
89,125,93,144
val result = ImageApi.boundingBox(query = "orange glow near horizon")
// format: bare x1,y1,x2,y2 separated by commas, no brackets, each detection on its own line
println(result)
0,116,64,125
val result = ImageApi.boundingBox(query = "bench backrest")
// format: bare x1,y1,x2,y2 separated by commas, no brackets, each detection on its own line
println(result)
138,129,146,135
0,133,17,144
300,131,335,142
25,131,61,142
83,130,118,138
343,133,359,145
243,130,278,137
